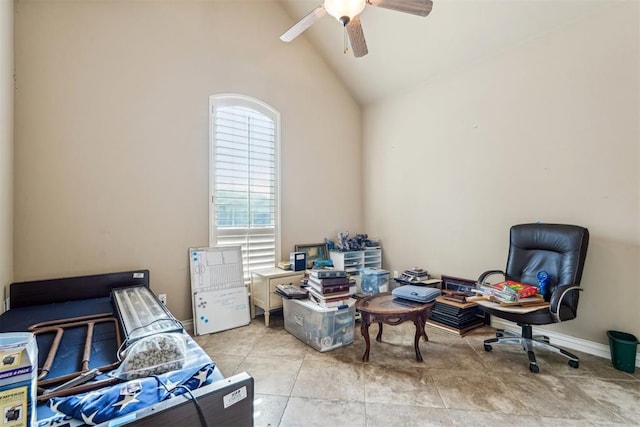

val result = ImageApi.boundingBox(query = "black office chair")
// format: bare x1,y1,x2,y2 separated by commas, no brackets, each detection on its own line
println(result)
477,223,589,373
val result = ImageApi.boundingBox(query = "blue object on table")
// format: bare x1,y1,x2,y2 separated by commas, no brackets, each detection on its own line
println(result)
313,259,334,268
537,270,550,298
391,285,441,303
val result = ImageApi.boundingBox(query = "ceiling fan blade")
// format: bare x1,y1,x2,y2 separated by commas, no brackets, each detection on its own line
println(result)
367,0,433,17
280,5,327,42
346,16,368,58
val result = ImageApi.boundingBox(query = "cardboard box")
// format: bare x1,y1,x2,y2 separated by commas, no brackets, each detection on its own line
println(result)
0,333,38,427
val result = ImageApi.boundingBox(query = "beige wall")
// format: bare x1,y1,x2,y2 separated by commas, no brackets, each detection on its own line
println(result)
0,0,14,314
364,3,639,345
13,0,363,321
11,0,638,349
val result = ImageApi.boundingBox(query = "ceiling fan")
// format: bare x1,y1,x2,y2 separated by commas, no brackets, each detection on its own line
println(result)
280,0,433,58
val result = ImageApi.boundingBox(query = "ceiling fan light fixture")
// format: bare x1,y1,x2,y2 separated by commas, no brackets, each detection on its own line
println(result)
324,0,366,22
280,0,433,58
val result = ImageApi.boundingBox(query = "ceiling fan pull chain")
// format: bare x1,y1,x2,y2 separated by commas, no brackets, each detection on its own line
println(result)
343,25,348,54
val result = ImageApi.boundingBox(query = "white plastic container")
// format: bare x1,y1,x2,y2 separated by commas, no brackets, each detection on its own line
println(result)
283,298,355,352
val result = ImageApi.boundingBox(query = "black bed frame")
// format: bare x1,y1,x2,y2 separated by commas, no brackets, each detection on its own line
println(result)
5,269,255,427
9,269,151,309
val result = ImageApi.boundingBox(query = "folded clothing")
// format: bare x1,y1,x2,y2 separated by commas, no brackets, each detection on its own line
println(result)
392,285,441,303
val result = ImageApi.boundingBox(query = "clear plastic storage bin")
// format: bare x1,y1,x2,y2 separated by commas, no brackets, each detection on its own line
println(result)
359,268,390,295
283,298,355,352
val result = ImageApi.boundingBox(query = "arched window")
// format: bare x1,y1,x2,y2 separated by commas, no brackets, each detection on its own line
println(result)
209,94,280,280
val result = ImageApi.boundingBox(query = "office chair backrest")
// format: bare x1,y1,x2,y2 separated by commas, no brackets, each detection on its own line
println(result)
505,223,589,294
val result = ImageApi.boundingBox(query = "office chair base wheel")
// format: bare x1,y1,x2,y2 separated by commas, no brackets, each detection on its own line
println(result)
529,363,539,373
484,344,492,352
568,360,579,369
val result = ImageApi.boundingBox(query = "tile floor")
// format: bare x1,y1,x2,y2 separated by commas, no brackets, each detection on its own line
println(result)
193,313,640,427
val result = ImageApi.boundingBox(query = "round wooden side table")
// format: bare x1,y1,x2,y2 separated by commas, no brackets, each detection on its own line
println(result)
355,292,435,362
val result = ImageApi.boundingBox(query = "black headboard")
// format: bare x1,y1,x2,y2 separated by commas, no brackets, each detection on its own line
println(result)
8,269,150,309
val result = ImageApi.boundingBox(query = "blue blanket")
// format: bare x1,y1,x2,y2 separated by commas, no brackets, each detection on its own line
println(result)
49,363,215,425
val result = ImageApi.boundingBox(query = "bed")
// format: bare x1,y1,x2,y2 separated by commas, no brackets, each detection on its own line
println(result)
0,269,254,426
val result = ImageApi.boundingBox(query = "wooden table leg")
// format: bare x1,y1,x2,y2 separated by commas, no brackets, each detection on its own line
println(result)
376,322,384,342
360,314,371,362
413,316,425,362
421,312,429,342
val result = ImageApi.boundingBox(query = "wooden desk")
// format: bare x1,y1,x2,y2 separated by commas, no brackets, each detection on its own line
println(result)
250,268,304,326
356,293,435,362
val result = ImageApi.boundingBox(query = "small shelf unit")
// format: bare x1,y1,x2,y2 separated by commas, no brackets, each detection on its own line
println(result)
330,248,382,276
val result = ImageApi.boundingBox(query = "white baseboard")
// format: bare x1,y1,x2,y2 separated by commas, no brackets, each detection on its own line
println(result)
181,315,639,368
491,318,640,368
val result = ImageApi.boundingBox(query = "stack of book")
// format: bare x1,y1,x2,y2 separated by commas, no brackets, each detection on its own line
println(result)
305,269,351,309
275,283,308,299
427,296,485,336
401,268,430,282
473,280,541,304
395,267,440,287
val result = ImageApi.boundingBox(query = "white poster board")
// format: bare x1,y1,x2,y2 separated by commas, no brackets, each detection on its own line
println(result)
189,246,250,335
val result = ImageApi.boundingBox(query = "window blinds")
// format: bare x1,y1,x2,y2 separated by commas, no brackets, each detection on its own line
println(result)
212,105,277,277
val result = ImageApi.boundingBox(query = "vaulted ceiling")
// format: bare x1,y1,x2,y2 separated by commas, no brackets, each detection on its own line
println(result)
278,0,614,105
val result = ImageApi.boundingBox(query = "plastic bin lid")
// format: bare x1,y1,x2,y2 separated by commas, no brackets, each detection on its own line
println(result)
360,268,389,275
290,298,355,312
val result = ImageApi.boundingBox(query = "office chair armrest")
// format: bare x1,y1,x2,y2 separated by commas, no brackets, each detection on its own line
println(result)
476,270,505,286
549,284,583,322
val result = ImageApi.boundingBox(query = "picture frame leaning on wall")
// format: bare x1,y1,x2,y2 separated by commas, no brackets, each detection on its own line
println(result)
294,243,330,269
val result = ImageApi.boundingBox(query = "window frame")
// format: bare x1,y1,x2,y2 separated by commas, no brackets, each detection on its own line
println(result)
209,93,281,277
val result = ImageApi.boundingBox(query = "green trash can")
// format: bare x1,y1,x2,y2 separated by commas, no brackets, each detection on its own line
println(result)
607,330,638,373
